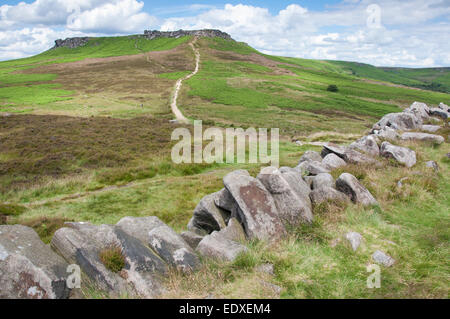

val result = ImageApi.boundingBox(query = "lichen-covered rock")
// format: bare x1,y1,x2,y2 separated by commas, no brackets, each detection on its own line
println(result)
372,112,422,131
373,126,399,141
188,192,229,234
223,170,286,241
400,132,444,144
421,125,441,133
312,173,335,190
296,160,330,176
298,150,322,164
116,216,165,242
309,186,349,206
214,188,237,213
148,225,200,273
257,167,313,225
321,144,379,165
349,135,380,157
322,153,347,170
380,141,417,168
439,102,449,112
0,225,71,299
404,102,430,121
196,231,248,262
180,231,204,250
52,222,168,298
336,173,378,206
217,218,246,242
372,250,395,267
429,108,448,120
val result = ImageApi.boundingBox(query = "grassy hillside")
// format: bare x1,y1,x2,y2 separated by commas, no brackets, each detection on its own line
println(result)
329,60,450,93
0,35,449,298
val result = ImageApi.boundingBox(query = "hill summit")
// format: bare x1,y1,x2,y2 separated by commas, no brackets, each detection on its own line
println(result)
53,29,233,49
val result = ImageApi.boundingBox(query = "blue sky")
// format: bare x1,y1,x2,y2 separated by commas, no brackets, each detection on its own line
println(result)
0,0,449,67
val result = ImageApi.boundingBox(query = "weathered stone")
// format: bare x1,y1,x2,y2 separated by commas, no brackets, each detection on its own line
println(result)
309,186,349,206
404,102,430,121
257,167,313,225
189,192,229,234
400,132,444,144
372,112,422,131
429,108,448,120
256,263,274,276
322,153,347,170
53,37,90,49
336,173,378,206
321,144,379,165
380,141,417,168
148,225,200,272
303,176,315,189
296,160,330,176
51,227,130,297
218,218,246,242
223,170,286,241
214,188,236,213
278,167,312,204
373,126,399,141
372,250,395,267
196,231,248,262
425,161,439,172
52,223,168,298
260,280,282,296
421,125,441,133
344,232,363,251
180,231,204,250
312,173,335,190
0,225,71,299
439,102,449,112
298,150,322,164
349,135,380,157
115,216,165,243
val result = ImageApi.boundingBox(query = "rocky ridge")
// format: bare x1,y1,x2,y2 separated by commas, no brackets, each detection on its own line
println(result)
1,101,448,298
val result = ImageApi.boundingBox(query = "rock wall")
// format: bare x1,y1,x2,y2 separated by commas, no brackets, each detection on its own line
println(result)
1,101,448,298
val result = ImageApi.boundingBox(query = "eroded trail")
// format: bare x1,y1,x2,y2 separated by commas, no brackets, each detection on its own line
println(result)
171,38,200,123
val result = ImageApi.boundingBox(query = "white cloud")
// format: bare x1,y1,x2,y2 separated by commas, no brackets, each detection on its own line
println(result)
0,0,449,67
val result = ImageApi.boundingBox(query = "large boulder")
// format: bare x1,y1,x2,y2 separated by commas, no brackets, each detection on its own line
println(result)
336,173,378,206
217,218,246,242
188,192,229,234
0,225,71,299
148,225,200,272
309,187,349,206
373,127,399,141
52,222,168,298
349,135,380,157
372,112,422,131
214,188,237,213
439,102,449,112
296,160,330,176
223,170,286,241
116,216,165,242
298,150,322,164
196,231,248,262
400,132,444,144
429,108,448,120
404,102,430,121
321,144,378,165
257,167,313,225
421,125,441,133
380,142,416,168
321,153,347,170
312,173,335,190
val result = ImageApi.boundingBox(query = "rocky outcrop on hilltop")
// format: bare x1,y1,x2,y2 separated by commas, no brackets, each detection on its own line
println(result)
53,37,90,49
1,100,447,299
144,29,232,40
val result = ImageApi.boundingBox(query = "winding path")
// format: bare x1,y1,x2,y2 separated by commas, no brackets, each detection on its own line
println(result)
171,38,200,123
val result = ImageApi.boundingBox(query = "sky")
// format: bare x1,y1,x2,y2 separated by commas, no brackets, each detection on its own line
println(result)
0,0,449,67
